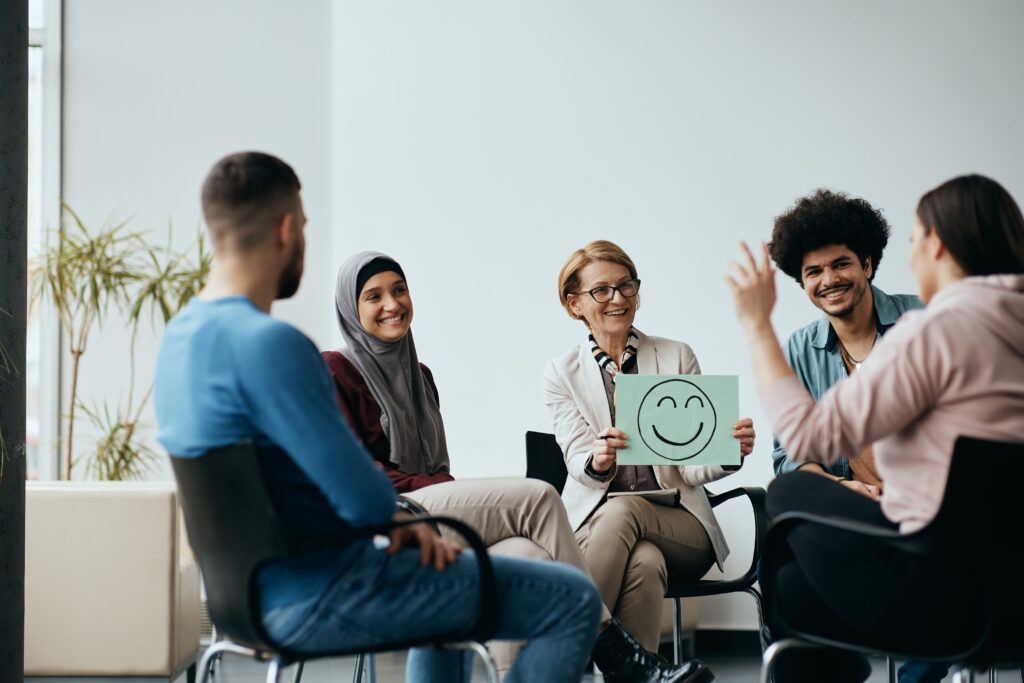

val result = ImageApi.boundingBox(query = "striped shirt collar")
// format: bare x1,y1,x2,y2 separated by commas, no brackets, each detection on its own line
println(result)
589,327,639,381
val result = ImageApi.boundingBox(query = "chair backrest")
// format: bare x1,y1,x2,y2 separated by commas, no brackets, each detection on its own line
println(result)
171,441,311,652
934,437,1024,666
525,431,568,494
771,436,1024,664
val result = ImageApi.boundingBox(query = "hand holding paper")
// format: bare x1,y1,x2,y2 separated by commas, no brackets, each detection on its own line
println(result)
591,427,628,473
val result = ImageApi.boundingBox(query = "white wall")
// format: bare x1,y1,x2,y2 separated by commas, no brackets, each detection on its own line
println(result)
329,0,1024,629
62,0,334,475
61,1,1024,630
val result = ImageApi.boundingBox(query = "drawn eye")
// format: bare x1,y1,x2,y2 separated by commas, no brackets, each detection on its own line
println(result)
657,396,677,408
685,395,704,408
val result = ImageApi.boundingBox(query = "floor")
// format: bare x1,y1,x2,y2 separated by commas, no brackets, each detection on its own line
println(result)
27,649,1023,683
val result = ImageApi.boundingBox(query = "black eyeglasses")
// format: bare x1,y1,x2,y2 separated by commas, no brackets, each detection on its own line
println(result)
573,279,641,303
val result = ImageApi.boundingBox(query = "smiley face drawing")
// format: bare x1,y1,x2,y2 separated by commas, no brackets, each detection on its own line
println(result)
636,379,717,461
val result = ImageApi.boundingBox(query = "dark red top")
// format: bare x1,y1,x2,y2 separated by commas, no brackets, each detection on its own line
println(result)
321,350,456,493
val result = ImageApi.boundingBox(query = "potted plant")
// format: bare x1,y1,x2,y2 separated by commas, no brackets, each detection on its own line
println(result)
30,206,209,480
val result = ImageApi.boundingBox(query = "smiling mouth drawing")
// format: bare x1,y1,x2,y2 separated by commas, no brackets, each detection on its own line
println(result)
652,422,703,447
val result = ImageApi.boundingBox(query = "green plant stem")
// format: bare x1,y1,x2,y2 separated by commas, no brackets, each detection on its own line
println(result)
65,348,82,480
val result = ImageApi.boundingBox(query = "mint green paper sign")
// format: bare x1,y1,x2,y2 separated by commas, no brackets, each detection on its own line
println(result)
615,375,740,466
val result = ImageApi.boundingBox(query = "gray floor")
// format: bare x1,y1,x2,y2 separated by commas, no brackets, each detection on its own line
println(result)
29,650,1023,683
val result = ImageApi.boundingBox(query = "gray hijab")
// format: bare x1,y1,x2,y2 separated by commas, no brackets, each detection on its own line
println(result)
334,251,450,475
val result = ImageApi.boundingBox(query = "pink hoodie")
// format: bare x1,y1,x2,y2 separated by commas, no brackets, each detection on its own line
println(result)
766,275,1024,532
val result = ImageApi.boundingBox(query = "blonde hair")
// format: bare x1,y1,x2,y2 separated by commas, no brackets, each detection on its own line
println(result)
557,240,638,321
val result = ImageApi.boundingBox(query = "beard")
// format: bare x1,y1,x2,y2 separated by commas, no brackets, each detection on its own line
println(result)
275,242,303,300
815,278,868,318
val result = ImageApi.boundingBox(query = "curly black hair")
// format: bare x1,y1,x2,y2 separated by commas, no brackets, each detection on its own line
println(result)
768,189,891,285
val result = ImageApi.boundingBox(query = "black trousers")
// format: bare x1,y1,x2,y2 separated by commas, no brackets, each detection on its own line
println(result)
764,472,984,679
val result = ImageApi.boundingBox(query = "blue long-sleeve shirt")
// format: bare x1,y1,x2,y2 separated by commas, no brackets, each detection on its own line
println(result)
155,296,397,612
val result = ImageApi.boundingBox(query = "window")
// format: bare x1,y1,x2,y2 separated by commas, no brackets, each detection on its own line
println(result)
27,0,63,480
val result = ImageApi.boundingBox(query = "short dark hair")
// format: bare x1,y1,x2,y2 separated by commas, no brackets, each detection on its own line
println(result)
917,174,1024,276
201,152,302,249
768,189,891,285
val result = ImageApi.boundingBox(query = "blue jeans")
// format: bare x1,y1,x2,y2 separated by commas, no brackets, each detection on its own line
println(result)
898,660,949,683
263,541,602,683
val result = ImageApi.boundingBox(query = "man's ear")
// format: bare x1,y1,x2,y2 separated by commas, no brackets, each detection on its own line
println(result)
274,211,294,249
863,256,874,280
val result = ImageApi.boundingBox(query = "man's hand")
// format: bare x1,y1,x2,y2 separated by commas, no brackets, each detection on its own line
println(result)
733,418,755,458
592,427,628,473
387,521,462,571
839,479,882,501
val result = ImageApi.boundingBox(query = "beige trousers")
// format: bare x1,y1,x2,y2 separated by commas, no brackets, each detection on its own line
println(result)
404,478,611,676
575,496,714,652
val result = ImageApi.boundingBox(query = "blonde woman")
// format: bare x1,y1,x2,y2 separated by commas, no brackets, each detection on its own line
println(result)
543,240,755,667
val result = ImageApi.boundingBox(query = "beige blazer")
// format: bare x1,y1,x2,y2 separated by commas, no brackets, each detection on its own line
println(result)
542,329,734,570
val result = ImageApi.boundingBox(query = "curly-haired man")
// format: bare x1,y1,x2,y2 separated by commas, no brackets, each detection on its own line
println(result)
767,189,950,683
768,189,921,488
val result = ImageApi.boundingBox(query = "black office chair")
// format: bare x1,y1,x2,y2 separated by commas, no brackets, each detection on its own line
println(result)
759,436,1024,683
525,430,767,664
171,441,501,683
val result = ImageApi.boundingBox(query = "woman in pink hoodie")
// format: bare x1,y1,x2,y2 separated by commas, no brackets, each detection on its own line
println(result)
727,174,1024,682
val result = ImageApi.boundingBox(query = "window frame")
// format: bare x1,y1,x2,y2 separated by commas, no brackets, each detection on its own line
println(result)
27,0,63,480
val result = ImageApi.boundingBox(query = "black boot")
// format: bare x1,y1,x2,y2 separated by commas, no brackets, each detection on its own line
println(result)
591,618,715,683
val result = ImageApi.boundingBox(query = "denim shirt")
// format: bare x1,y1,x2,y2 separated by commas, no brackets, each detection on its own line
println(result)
771,286,923,477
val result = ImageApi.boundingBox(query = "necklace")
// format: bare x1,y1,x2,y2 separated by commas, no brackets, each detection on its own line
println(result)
839,336,877,369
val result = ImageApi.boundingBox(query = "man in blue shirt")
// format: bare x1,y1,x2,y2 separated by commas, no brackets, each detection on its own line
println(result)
767,189,942,683
155,152,602,683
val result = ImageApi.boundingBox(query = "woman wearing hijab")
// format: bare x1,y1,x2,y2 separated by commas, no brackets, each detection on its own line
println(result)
322,251,709,683
543,240,755,662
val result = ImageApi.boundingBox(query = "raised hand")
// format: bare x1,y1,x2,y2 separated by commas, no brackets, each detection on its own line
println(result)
725,241,778,336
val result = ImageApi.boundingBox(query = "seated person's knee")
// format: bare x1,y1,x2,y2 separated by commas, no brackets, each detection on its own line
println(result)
627,540,667,586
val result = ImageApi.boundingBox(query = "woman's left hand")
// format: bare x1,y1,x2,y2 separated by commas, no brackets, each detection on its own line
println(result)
733,418,755,458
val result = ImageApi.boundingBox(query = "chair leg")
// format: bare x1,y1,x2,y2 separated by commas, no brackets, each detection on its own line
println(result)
745,587,768,652
952,669,975,683
761,637,831,683
887,656,896,683
461,641,500,683
672,597,683,665
208,627,221,678
186,662,197,683
198,640,260,683
292,660,304,683
266,658,286,683
352,654,365,683
368,653,377,683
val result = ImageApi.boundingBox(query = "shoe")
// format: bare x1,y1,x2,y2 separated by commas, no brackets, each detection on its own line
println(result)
592,618,715,683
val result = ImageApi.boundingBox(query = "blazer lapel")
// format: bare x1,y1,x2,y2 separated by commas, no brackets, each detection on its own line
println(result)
576,341,613,432
635,329,660,375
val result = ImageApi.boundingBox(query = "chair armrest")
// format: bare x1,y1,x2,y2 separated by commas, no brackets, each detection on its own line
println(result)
759,508,985,662
759,511,907,621
769,511,903,541
671,486,767,598
707,486,762,508
395,496,440,534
